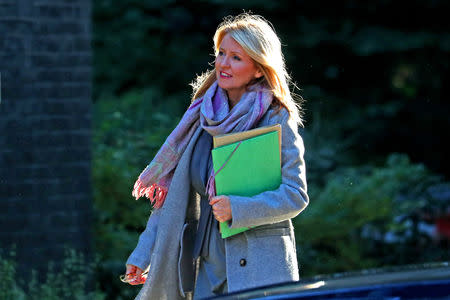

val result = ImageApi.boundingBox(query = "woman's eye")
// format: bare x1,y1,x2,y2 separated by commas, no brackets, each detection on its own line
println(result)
218,51,224,56
233,56,241,61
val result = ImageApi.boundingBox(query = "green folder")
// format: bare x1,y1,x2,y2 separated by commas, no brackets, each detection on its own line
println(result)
211,125,282,238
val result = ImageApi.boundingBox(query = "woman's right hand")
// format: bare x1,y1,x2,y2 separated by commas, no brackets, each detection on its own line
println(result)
125,264,145,285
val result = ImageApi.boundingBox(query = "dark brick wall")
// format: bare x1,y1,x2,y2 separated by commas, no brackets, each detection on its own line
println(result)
0,0,92,273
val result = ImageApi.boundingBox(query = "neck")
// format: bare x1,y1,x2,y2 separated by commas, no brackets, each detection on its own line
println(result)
226,90,244,109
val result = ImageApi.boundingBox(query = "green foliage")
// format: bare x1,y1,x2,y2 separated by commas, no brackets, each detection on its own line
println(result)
294,153,448,276
92,87,186,298
290,16,450,55
93,0,214,99
0,248,105,300
93,0,450,177
0,248,25,300
91,1,450,296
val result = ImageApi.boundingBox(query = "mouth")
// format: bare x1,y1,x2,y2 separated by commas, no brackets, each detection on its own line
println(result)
219,71,232,78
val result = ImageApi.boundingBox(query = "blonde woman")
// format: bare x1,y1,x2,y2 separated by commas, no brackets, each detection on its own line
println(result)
124,13,309,300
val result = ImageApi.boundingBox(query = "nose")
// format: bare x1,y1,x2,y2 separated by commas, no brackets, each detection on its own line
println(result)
216,54,230,69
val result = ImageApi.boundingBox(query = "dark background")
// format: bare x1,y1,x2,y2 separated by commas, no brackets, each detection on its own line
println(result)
92,1,450,297
93,0,450,179
1,0,449,299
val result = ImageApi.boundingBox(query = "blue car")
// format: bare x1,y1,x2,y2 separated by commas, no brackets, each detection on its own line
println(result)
207,262,450,299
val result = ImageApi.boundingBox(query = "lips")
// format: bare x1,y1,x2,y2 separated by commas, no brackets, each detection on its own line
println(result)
219,71,232,78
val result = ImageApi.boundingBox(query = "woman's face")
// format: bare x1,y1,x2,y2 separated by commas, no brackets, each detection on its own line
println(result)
215,33,262,105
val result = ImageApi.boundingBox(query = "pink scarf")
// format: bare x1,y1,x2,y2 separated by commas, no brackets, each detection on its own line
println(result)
132,81,273,208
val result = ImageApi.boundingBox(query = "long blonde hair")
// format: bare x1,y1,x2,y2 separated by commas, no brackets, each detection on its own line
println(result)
190,13,304,126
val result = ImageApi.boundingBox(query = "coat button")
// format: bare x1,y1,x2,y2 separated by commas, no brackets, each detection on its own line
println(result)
239,259,246,267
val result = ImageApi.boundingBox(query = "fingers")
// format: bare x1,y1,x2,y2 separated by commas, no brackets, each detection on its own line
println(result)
210,196,230,211
126,264,136,275
124,264,145,285
209,195,225,205
210,195,232,222
212,207,231,223
129,277,143,285
213,213,226,223
212,206,225,221
214,214,230,223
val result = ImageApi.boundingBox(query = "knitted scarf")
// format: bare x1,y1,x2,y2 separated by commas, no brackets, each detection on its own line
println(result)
132,81,273,208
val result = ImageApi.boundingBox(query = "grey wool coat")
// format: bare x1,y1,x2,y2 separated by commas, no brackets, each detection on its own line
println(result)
126,105,309,300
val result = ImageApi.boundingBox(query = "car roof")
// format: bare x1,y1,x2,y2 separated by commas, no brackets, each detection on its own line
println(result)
207,262,450,299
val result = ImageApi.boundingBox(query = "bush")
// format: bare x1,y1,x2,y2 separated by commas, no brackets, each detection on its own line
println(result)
294,153,449,277
92,87,186,298
0,247,105,300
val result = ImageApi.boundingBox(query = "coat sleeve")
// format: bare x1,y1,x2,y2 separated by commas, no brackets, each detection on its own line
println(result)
227,109,309,229
125,207,162,271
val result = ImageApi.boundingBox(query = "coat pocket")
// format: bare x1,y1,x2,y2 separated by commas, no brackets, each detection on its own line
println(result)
253,227,291,237
247,220,292,238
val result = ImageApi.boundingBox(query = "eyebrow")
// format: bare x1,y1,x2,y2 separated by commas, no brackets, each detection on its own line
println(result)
219,47,243,56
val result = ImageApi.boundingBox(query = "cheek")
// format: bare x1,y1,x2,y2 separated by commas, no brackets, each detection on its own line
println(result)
232,60,256,76
236,64,257,80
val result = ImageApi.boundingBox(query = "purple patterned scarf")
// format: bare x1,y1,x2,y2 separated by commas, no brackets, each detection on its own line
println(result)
132,81,273,208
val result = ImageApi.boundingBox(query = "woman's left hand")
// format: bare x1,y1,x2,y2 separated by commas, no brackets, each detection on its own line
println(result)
209,195,232,222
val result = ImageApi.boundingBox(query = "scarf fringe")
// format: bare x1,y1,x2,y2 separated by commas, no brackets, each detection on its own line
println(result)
132,179,168,209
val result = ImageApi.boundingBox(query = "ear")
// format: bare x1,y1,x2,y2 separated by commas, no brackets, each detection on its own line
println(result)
255,68,263,79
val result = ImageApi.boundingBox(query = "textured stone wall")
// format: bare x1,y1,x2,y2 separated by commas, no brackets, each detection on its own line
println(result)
0,0,92,273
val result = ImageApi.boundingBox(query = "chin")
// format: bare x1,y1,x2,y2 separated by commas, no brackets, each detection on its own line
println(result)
217,80,230,90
